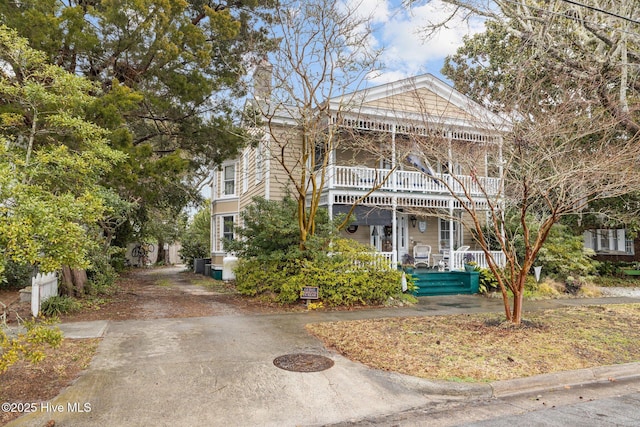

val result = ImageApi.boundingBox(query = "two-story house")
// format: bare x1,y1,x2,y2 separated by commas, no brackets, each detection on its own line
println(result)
210,72,508,272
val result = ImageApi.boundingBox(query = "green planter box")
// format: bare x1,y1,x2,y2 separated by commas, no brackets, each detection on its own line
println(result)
409,270,480,296
211,268,223,280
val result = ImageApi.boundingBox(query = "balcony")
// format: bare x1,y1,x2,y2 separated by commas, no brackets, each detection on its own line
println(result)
328,165,500,197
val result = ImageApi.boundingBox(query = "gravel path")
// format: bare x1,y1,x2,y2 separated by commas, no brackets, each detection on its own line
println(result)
599,287,640,297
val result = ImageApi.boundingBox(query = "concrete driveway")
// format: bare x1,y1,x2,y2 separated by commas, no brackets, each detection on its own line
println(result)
9,311,476,427
9,290,640,426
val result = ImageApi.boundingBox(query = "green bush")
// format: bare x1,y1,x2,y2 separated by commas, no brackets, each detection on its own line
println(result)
86,247,119,295
535,224,597,278
228,197,409,307
109,246,129,272
179,202,211,269
40,296,82,317
478,268,500,294
224,196,329,257
235,239,406,306
0,320,63,373
0,261,34,289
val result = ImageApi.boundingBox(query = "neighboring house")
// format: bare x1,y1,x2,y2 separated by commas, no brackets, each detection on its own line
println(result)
210,72,508,271
583,229,638,262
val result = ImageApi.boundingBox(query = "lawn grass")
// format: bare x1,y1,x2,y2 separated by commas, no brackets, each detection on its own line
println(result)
306,303,640,382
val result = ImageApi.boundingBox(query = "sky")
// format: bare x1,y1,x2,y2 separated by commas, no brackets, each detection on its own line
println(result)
347,0,486,84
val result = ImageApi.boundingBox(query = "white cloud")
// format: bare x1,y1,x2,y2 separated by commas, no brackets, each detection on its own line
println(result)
365,0,486,84
344,0,392,24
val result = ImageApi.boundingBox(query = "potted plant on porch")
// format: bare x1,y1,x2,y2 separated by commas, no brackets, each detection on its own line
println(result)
463,253,477,272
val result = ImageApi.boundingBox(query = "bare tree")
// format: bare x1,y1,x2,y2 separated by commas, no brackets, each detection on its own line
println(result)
396,0,640,323
249,0,402,249
412,0,640,134
405,72,640,324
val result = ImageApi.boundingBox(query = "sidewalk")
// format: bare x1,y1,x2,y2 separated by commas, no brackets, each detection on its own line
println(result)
9,294,640,426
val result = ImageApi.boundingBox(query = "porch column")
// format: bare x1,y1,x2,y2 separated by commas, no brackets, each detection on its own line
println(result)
448,199,454,271
391,124,396,169
391,124,397,192
392,196,398,265
328,120,336,189
447,131,453,178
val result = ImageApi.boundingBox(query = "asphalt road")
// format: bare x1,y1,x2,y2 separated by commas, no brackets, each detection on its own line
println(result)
327,377,640,426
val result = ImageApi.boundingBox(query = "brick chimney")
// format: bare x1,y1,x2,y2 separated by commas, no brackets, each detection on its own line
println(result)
253,58,272,102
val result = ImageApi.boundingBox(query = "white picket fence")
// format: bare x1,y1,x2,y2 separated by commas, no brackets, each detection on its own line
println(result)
31,272,58,317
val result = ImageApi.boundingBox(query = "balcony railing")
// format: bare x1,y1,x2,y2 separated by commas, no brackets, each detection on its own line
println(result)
330,165,500,196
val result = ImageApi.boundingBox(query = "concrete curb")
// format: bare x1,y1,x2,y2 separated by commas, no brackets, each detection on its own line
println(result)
372,362,640,401
373,369,493,398
489,361,640,397
58,320,109,339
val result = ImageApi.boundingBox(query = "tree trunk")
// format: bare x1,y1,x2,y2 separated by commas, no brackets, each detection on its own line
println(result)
511,291,523,325
157,239,166,265
511,272,527,325
61,266,88,297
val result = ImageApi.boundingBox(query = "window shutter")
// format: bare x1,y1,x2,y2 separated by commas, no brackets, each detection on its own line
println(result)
583,230,593,250
617,229,626,252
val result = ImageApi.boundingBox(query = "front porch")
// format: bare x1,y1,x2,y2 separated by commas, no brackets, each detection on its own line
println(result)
321,162,503,271
375,249,505,271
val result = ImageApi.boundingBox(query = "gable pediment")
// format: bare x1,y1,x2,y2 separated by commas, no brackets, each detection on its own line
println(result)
361,87,474,121
330,74,506,131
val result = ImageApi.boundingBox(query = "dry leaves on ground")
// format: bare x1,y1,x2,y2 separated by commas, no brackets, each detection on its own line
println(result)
306,304,640,382
0,339,99,425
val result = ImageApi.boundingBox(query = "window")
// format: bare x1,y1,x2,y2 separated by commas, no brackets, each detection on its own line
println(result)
584,229,633,255
223,165,235,196
222,216,234,242
439,218,461,251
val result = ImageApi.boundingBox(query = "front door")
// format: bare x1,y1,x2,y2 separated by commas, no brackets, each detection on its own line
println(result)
397,214,409,260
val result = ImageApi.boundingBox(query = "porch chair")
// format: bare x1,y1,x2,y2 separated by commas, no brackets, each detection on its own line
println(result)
441,245,470,269
413,244,431,268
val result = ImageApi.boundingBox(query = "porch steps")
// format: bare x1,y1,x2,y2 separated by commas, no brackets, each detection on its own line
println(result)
406,269,480,296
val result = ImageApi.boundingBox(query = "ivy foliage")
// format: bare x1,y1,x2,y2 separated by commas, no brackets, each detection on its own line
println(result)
226,197,406,306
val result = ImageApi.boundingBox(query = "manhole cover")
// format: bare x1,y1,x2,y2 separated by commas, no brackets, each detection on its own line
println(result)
273,353,334,372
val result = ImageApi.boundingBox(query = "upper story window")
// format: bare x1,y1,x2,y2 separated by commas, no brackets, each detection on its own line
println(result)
223,164,235,196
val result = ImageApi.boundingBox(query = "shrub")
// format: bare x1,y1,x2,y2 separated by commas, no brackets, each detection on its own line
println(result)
536,282,561,297
86,247,119,295
0,261,34,289
235,239,406,306
40,296,82,317
109,246,129,272
478,268,500,294
535,224,597,278
179,202,210,269
229,197,410,307
0,320,63,373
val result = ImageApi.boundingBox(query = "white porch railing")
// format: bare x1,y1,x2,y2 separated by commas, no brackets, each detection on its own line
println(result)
376,252,396,270
346,251,396,270
450,250,506,271
330,165,500,196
